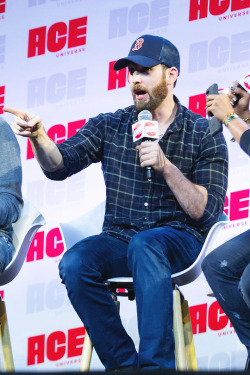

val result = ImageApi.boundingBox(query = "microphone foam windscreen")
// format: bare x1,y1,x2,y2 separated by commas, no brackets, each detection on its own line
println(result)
138,110,152,121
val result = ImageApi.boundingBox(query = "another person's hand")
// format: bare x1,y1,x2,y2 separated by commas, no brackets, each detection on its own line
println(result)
230,82,250,119
3,107,44,138
206,93,234,123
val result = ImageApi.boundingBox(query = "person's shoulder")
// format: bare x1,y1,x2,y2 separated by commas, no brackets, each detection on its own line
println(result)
176,100,209,133
105,105,135,119
90,105,136,127
88,105,135,122
180,103,207,123
0,116,15,137
0,116,9,129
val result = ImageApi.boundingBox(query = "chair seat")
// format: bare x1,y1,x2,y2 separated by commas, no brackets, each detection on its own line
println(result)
106,278,134,300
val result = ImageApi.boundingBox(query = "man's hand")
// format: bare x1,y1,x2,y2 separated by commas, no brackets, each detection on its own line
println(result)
136,141,170,174
4,107,64,172
3,107,44,138
136,140,208,219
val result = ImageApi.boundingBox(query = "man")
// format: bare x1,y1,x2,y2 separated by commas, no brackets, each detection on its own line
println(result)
4,35,228,370
202,80,250,366
0,117,23,273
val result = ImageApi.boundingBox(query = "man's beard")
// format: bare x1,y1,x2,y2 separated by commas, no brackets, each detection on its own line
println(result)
132,75,168,112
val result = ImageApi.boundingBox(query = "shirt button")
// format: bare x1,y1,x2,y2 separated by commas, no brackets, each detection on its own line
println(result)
144,202,148,207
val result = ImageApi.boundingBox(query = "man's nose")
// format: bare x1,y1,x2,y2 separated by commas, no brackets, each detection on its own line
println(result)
131,71,142,84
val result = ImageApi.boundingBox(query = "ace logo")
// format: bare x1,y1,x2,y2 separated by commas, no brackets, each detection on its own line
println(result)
189,0,250,21
27,327,85,365
0,85,5,114
28,17,87,58
0,0,5,13
0,0,5,14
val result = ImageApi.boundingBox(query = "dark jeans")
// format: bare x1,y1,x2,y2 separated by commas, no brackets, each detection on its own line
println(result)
59,227,202,370
202,229,250,356
0,236,12,273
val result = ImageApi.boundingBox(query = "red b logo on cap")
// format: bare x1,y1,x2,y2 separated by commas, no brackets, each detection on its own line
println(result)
132,38,144,51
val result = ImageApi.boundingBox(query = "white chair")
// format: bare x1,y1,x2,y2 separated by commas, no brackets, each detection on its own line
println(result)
59,207,228,371
0,199,45,371
78,213,229,372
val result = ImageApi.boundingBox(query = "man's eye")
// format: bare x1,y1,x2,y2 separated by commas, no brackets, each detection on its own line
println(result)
128,67,150,75
140,68,151,74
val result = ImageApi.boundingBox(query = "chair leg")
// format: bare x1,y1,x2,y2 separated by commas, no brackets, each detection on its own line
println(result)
80,329,93,372
173,289,187,370
182,299,198,371
0,300,14,371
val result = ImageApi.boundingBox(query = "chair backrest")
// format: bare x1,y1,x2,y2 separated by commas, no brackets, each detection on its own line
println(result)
59,201,105,250
0,199,45,286
171,213,229,286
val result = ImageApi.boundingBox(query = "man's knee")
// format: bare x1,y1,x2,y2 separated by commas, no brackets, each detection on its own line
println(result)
59,246,82,279
201,250,218,278
239,264,250,309
128,231,159,261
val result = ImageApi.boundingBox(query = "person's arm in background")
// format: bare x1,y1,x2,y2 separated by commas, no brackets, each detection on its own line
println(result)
3,107,64,172
206,83,250,155
0,117,23,227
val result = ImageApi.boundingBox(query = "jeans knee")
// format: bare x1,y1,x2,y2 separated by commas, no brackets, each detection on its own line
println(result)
59,247,83,281
0,237,12,273
201,255,210,275
239,271,250,309
127,232,170,279
202,250,220,277
128,232,158,262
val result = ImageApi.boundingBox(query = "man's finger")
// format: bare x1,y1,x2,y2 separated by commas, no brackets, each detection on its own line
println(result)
3,107,20,116
4,107,32,122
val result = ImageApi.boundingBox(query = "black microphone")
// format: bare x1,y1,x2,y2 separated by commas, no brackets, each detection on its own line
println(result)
132,110,159,181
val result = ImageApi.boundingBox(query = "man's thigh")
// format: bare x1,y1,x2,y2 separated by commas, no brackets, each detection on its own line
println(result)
68,233,131,280
128,226,202,274
210,229,250,277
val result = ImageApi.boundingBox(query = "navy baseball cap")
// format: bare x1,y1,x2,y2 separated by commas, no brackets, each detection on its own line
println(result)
114,35,180,75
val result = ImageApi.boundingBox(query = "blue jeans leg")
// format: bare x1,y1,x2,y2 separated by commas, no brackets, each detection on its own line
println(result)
127,226,202,369
58,233,137,370
0,237,12,273
239,262,250,310
202,229,250,355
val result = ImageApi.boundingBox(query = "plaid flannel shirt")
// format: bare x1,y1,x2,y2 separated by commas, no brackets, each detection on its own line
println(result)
44,97,228,244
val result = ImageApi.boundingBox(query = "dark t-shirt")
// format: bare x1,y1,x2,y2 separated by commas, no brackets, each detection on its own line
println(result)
240,129,250,156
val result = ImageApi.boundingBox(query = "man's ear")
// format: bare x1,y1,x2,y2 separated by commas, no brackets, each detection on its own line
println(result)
167,67,178,86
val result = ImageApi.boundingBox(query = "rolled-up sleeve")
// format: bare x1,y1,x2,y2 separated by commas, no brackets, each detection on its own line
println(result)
43,115,105,181
193,127,228,228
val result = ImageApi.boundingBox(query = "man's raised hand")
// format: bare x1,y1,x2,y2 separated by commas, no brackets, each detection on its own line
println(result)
3,107,43,137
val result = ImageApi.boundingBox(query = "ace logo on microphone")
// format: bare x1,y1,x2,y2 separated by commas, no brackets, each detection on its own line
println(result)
132,120,159,142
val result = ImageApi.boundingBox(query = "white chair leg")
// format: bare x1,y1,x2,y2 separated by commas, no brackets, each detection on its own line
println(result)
80,329,93,372
0,300,14,371
182,299,198,370
173,289,187,370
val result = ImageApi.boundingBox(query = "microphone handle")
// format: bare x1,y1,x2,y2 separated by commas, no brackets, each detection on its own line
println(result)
146,166,152,181
142,138,154,182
